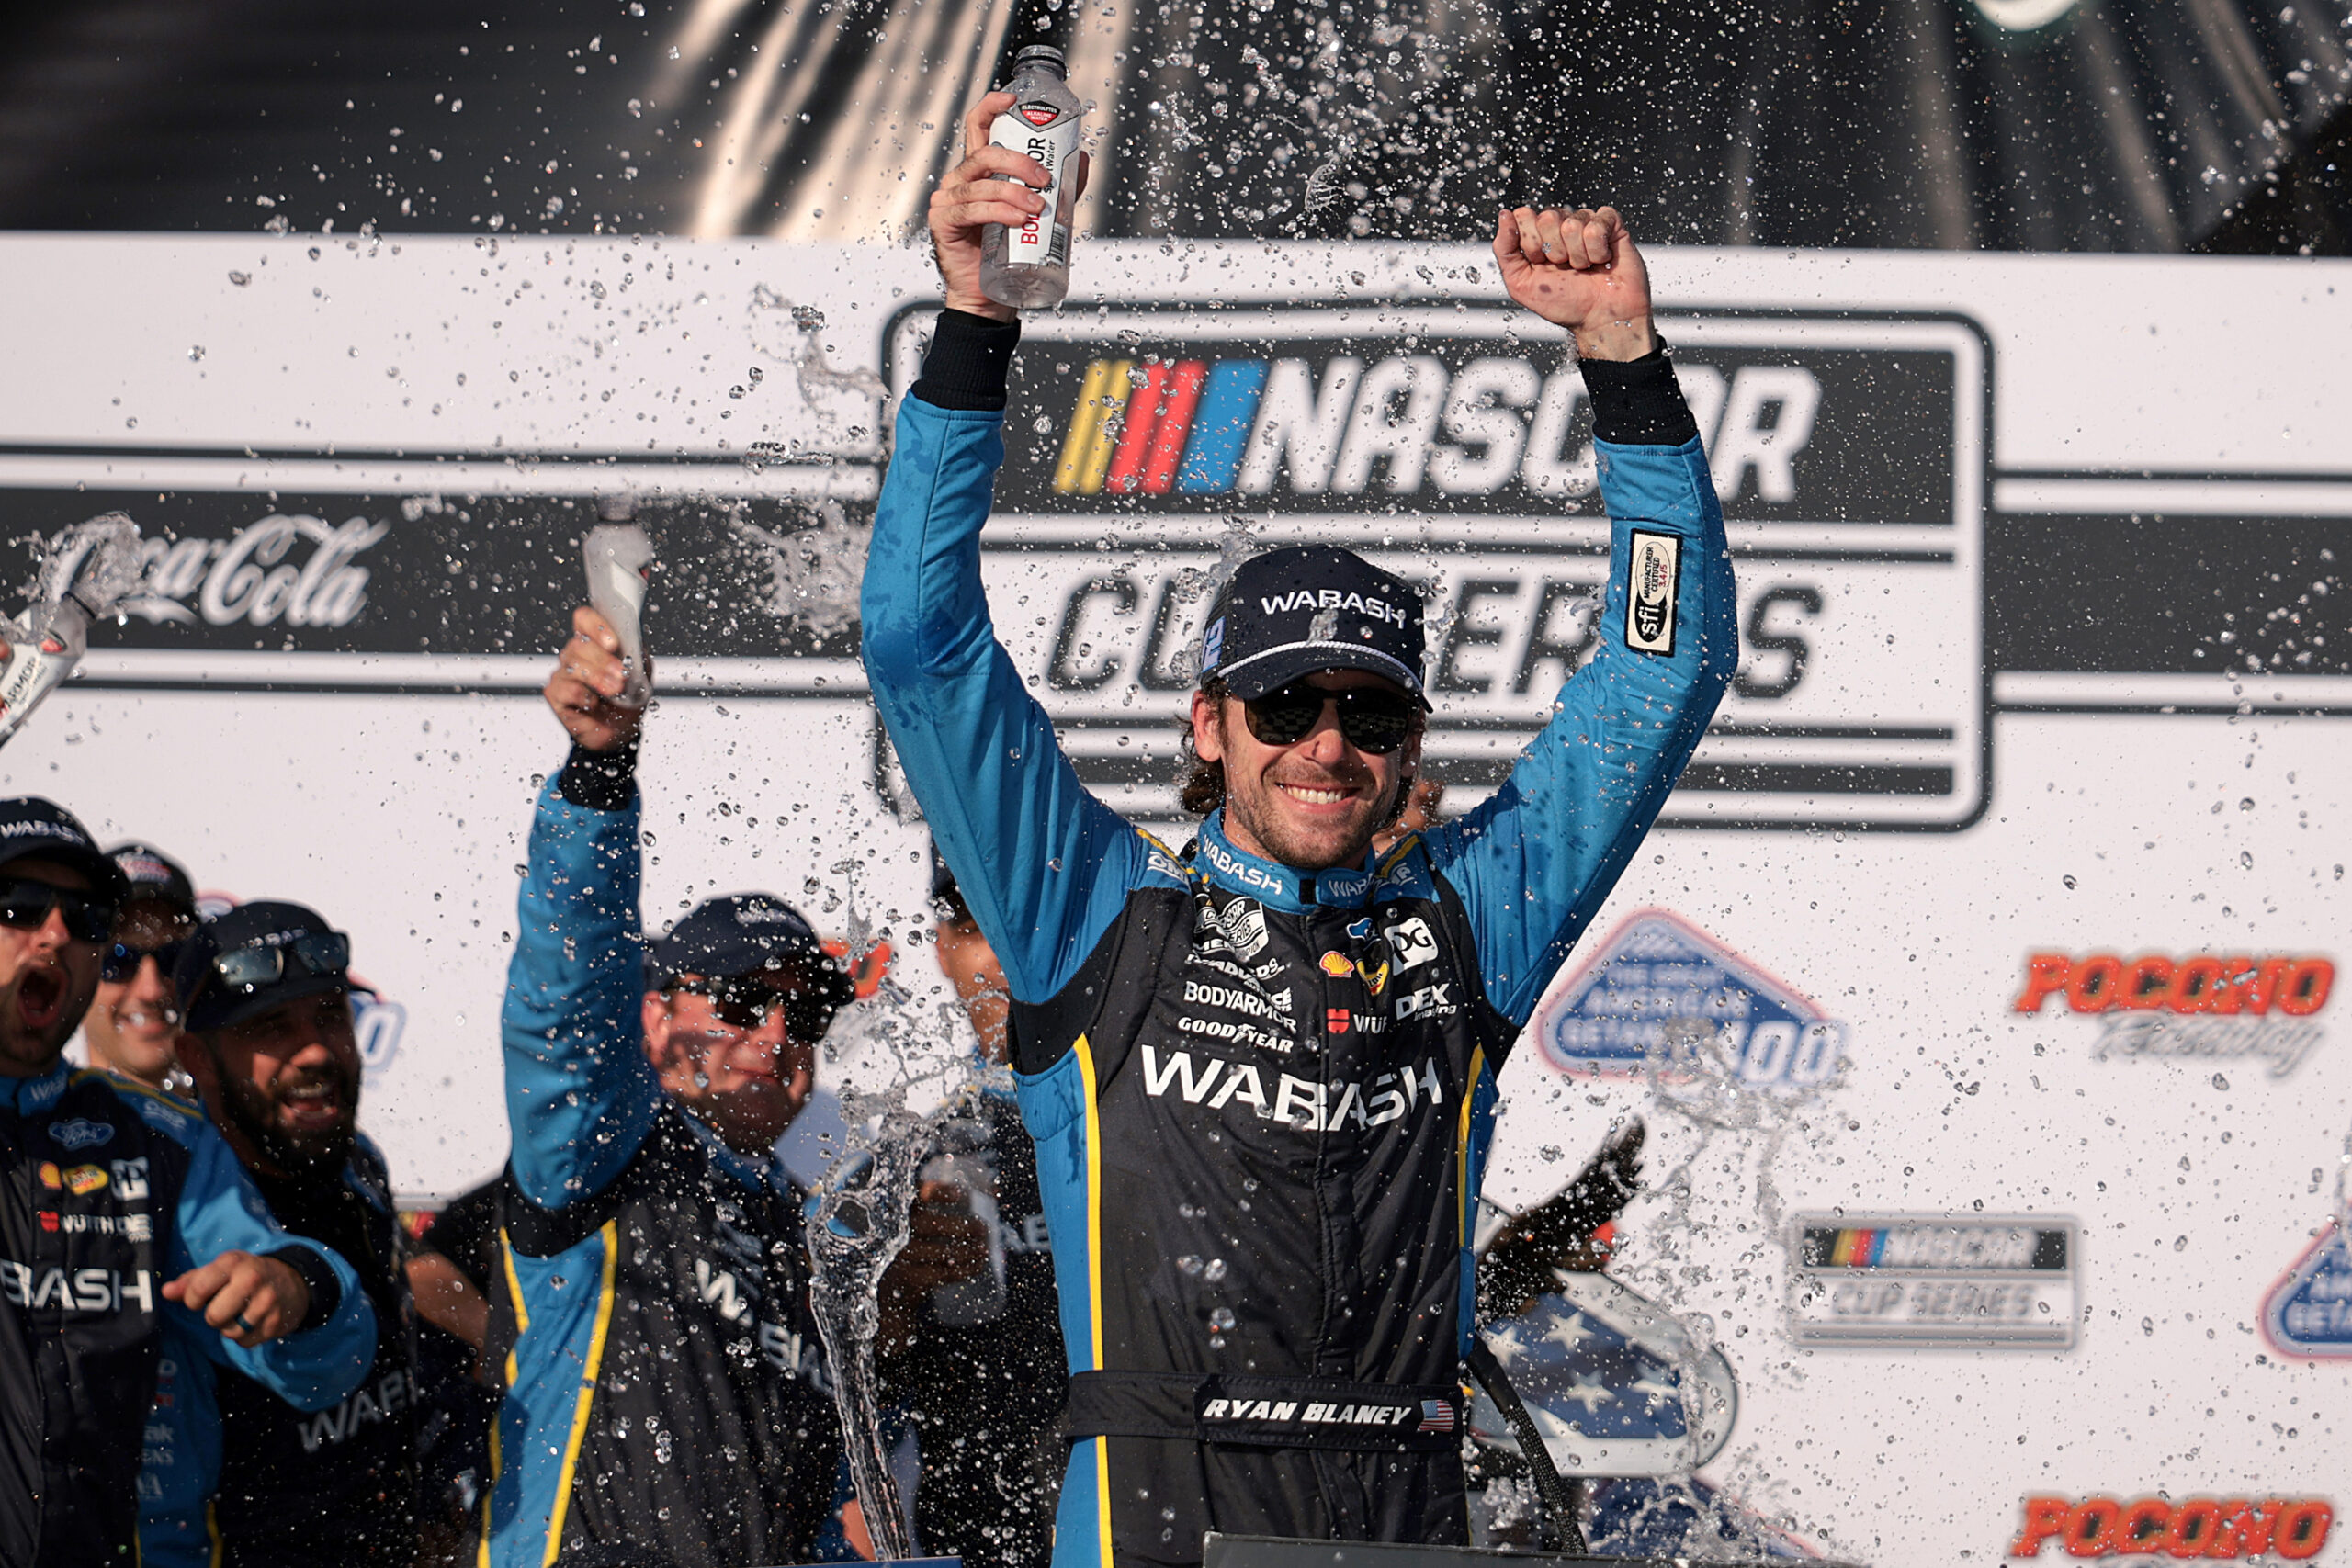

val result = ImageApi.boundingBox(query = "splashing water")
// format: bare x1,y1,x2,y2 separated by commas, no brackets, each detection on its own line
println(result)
805,1101,931,1562
731,502,868,640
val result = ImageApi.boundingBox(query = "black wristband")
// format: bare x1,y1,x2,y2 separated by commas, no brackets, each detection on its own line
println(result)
910,309,1023,412
1578,335,1701,447
266,1244,343,1333
557,739,639,812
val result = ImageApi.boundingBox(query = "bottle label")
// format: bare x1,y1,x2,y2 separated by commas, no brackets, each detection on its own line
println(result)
989,100,1080,267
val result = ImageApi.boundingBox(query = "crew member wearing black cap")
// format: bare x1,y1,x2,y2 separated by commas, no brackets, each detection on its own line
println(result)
479,603,849,1568
864,103,1736,1568
0,799,376,1568
81,841,200,1097
141,900,425,1567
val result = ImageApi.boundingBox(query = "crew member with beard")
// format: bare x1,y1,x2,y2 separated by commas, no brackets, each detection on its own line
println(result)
141,902,424,1567
0,801,376,1568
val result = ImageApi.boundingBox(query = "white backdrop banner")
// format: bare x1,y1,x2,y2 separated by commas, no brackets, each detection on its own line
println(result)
2,231,2347,1563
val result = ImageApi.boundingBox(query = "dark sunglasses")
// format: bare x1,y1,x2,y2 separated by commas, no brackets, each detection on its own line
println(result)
0,877,119,945
212,931,351,993
662,974,836,1038
1241,681,1419,755
103,937,192,983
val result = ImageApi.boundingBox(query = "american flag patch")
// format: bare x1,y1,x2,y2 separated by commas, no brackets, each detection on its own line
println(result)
1417,1398,1455,1433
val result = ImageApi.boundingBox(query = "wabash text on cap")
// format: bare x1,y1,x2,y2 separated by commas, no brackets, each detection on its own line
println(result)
1196,546,1429,704
175,899,352,1033
0,797,130,903
107,840,197,921
648,894,855,1009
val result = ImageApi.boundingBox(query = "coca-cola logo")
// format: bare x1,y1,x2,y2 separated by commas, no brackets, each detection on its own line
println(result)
108,514,390,629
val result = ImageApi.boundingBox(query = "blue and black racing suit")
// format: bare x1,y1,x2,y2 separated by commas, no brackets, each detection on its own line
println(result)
863,310,1734,1568
481,758,838,1568
0,1066,374,1568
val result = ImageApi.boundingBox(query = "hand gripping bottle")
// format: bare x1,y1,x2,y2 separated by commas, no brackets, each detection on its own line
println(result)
978,46,1085,310
0,513,144,750
582,494,653,708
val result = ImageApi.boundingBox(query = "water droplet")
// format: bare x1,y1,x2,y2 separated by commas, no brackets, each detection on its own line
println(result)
2240,851,2254,869
2239,797,2255,811
2062,875,2077,889
1207,1307,1237,1332
1537,1144,1563,1163
1203,1258,1228,1283
2212,1073,2230,1090
227,270,251,286
1177,1255,1203,1276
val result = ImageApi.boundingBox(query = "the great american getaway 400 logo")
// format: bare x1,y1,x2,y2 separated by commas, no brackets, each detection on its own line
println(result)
884,301,1990,830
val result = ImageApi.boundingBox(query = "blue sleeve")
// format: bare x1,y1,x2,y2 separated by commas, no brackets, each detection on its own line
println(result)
500,777,664,1209
1425,434,1736,1023
158,1103,376,1412
860,393,1153,1004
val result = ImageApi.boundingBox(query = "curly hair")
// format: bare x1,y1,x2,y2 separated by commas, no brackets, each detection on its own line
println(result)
1176,677,1423,830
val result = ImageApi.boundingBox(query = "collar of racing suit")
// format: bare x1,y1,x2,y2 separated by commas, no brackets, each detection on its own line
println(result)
1189,810,1382,914
0,1058,72,1112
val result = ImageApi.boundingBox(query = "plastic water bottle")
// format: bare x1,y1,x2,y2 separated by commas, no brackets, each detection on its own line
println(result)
582,495,653,708
979,46,1084,310
0,513,142,750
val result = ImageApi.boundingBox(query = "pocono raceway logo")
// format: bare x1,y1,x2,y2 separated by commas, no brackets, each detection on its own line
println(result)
886,302,1990,830
2013,951,2335,1077
2008,1495,2333,1559
1534,909,1849,1089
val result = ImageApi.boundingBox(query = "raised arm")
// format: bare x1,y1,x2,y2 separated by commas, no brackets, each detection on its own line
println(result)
861,96,1154,1010
501,605,665,1208
1426,208,1737,1024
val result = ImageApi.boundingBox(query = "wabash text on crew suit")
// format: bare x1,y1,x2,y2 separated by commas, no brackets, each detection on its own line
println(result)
137,1132,422,1568
862,310,1735,1568
0,1065,374,1568
481,761,840,1568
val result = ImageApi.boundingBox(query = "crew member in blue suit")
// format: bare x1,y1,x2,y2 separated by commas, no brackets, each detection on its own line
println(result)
481,604,850,1568
862,93,1736,1568
0,796,373,1568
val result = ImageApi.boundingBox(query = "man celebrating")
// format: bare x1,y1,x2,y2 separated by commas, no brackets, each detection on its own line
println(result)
80,841,200,1097
0,800,374,1568
482,605,849,1567
861,95,1734,1568
143,902,424,1566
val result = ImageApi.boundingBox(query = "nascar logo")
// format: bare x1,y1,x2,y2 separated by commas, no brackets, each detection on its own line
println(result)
1046,346,1818,502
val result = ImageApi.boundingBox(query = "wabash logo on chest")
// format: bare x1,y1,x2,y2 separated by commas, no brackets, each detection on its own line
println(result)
1141,1043,1442,1134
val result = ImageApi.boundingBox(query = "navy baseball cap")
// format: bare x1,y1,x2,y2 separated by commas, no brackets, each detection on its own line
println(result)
175,900,352,1033
107,841,197,921
648,894,854,1006
0,797,129,903
1196,546,1429,704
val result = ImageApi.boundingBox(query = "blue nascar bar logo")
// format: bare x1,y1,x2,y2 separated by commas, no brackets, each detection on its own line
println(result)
1534,908,1847,1085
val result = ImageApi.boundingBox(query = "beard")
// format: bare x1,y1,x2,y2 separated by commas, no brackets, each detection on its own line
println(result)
215,1058,358,1177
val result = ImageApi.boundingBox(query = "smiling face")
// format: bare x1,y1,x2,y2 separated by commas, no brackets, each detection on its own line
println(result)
84,903,195,1089
1192,668,1424,873
642,972,820,1155
188,990,362,1177
0,859,106,1078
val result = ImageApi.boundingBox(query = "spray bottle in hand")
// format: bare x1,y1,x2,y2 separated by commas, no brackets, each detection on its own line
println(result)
0,513,145,750
582,495,654,709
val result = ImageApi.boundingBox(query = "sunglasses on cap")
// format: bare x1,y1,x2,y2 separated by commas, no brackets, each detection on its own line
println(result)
662,974,837,1038
0,876,119,945
1241,680,1419,755
209,931,351,993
